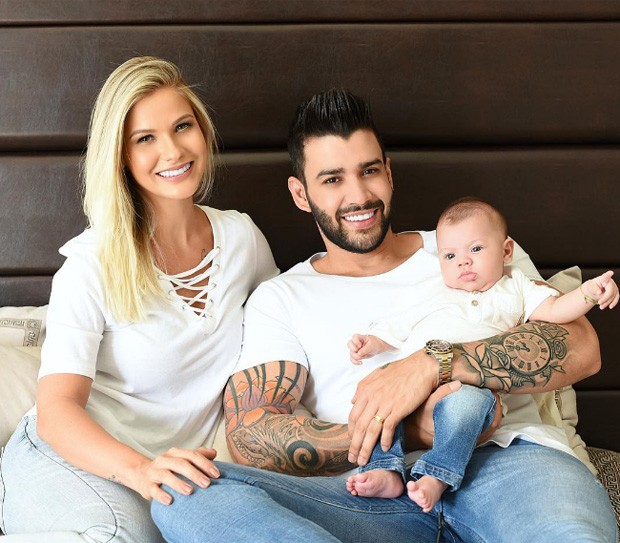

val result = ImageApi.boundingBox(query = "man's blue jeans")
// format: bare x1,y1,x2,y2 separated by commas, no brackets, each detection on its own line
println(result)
360,385,495,491
152,439,617,543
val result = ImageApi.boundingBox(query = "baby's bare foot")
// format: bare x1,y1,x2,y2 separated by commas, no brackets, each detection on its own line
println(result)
406,476,448,513
346,470,404,498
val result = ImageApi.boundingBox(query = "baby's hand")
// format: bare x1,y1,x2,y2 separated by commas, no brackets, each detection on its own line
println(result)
583,270,619,310
348,334,369,365
348,334,394,364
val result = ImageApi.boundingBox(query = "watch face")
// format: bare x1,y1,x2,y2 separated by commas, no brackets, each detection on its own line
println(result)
426,339,452,353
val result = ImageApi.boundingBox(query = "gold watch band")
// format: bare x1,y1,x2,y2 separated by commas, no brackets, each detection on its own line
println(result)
438,354,453,385
424,339,453,386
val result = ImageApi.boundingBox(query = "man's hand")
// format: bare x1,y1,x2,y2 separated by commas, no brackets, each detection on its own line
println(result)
348,349,438,466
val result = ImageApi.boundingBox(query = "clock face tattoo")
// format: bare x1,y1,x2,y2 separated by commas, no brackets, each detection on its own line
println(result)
456,322,568,391
503,332,552,375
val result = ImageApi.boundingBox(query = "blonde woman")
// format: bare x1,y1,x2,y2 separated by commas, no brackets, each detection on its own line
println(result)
0,57,277,542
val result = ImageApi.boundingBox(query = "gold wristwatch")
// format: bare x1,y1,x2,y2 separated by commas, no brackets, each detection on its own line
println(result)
424,339,453,386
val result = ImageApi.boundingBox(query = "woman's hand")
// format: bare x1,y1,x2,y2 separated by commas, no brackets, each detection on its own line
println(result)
131,447,220,505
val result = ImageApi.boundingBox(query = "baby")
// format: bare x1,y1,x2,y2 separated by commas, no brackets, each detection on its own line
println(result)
346,197,618,513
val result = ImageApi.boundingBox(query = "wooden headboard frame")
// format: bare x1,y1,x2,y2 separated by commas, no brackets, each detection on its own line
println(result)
1,2,618,449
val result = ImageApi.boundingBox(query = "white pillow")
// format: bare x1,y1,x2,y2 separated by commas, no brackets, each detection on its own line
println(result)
0,305,47,347
0,345,41,447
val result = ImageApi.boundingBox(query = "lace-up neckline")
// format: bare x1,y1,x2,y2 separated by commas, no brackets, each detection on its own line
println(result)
159,245,221,318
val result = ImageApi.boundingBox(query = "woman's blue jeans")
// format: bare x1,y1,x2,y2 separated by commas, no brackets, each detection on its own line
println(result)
152,439,617,543
0,415,164,542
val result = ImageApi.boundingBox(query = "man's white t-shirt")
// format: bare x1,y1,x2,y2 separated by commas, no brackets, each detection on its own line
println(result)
237,231,578,469
37,207,278,459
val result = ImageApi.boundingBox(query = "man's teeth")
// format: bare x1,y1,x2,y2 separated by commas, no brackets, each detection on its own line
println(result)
158,163,191,178
344,211,374,222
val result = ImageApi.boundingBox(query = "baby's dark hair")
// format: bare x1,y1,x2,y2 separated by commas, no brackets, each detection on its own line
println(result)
287,89,385,182
438,197,508,238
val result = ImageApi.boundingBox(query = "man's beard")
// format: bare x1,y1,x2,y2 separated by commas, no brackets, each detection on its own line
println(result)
307,197,391,254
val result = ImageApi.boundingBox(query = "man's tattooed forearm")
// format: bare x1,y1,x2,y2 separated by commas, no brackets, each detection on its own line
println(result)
453,322,569,391
224,362,354,475
228,415,351,475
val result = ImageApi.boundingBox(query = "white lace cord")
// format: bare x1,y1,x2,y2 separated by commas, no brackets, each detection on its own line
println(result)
161,246,221,318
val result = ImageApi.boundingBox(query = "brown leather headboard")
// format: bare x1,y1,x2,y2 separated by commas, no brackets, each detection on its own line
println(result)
1,2,618,449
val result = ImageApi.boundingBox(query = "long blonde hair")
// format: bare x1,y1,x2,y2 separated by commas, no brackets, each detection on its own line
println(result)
83,56,218,322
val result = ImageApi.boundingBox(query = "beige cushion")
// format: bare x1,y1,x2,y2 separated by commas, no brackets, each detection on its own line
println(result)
533,386,595,473
537,266,596,474
545,265,582,294
0,345,41,446
0,305,47,347
0,306,47,447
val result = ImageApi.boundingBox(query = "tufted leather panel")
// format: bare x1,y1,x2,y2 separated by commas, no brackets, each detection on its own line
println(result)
578,394,620,451
0,155,84,274
2,23,620,152
0,277,53,307
3,149,619,273
3,1,620,24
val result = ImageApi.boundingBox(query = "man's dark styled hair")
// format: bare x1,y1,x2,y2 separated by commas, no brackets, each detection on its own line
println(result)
287,89,386,182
